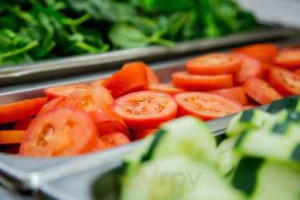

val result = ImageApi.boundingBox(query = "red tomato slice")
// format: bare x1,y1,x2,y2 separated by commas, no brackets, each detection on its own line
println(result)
92,139,107,152
104,62,148,97
186,53,242,75
269,67,300,96
234,54,263,85
273,48,300,69
175,92,242,120
135,129,157,140
232,43,278,62
294,69,300,76
243,78,282,105
0,131,25,145
90,79,106,87
14,118,34,130
100,132,130,149
244,105,257,110
172,71,233,91
0,145,20,155
0,97,47,124
37,97,66,116
211,87,248,105
113,91,177,130
89,109,129,137
44,84,90,100
149,83,185,96
59,85,113,112
145,66,160,84
20,107,98,157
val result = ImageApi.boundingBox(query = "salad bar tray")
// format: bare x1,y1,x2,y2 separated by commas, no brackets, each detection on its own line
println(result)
0,27,297,87
0,34,299,195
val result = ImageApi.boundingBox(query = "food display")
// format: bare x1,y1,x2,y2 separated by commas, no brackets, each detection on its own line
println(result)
117,97,300,200
0,42,300,158
1,0,258,67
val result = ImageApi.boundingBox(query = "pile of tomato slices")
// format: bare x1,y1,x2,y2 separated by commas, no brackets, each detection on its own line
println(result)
0,43,300,158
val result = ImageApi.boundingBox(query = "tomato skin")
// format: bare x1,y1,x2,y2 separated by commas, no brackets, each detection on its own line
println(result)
100,132,130,149
92,139,107,152
0,97,48,124
145,65,160,84
172,71,233,91
90,79,106,87
233,43,278,62
134,129,157,140
44,84,90,100
186,53,242,75
0,131,25,145
234,54,263,85
211,87,248,105
37,97,65,116
14,119,34,130
20,107,98,157
89,109,130,137
243,78,282,105
269,67,300,96
149,84,185,96
274,48,300,69
294,69,300,76
58,85,113,112
113,91,177,130
103,62,148,98
175,92,242,120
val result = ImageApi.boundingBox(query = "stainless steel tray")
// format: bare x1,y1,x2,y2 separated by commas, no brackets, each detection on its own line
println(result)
0,27,298,87
0,35,299,194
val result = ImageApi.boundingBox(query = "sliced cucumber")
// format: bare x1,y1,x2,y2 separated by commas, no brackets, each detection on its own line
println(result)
251,161,300,200
267,96,300,113
234,128,300,165
226,110,270,137
121,156,244,200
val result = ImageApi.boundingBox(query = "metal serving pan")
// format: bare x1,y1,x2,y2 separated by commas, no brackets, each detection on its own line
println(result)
0,26,298,87
0,35,299,194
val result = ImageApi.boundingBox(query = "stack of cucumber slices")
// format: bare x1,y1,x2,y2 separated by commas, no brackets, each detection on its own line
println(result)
120,97,300,200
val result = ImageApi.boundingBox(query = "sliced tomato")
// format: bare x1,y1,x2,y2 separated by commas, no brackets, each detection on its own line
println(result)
90,79,106,87
234,54,263,85
172,71,233,91
0,145,20,154
149,83,185,96
92,138,107,152
294,68,300,76
135,129,157,140
19,107,98,157
269,67,300,96
232,43,278,62
113,91,177,130
186,53,242,75
145,66,159,84
273,48,300,69
0,97,47,124
175,92,242,120
243,78,282,105
100,132,130,149
0,131,25,145
244,105,257,110
44,84,90,100
37,97,65,116
104,62,148,97
58,85,113,112
211,87,248,105
14,118,34,130
89,109,129,137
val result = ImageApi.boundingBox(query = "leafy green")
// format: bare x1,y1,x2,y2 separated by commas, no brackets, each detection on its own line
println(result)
0,0,258,67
